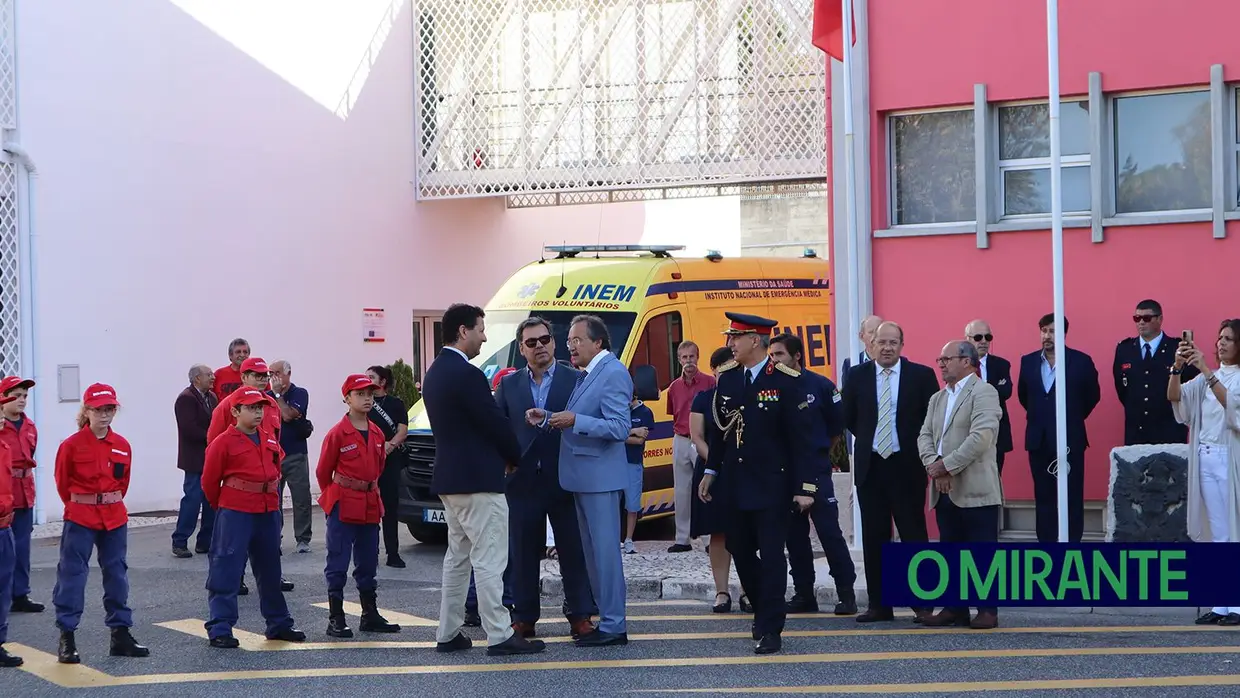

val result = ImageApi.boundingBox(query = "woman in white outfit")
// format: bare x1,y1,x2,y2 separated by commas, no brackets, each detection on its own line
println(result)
1169,319,1240,625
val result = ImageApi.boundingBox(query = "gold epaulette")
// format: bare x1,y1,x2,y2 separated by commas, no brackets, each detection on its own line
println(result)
775,362,800,378
717,360,740,372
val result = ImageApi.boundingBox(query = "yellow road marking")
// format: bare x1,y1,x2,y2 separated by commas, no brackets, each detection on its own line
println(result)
641,675,1240,693
10,644,1240,687
155,617,1235,652
309,601,437,627
11,643,115,689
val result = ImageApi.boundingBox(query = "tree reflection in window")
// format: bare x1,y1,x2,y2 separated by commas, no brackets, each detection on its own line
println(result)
1114,91,1211,214
891,110,975,225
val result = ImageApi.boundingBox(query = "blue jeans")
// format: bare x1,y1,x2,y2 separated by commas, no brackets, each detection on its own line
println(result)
324,506,379,599
0,527,13,643
53,521,132,632
173,472,214,550
205,509,293,640
11,507,33,597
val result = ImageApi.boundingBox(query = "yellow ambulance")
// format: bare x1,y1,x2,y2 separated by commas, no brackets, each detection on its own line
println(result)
399,244,833,543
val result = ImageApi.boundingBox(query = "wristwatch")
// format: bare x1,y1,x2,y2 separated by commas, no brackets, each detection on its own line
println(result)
1170,367,1182,375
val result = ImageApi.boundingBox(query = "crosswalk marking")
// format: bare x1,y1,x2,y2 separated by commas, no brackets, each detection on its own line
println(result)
309,601,438,626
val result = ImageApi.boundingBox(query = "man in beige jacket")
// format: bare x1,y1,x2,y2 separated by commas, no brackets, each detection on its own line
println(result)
917,340,1003,629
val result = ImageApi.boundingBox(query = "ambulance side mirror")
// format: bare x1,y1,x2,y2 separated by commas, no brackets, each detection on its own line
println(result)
632,365,659,402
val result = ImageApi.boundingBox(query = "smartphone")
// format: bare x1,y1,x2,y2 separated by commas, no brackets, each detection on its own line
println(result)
1183,329,1194,344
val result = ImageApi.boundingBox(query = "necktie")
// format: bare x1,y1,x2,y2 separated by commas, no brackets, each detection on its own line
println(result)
1143,344,1152,361
744,368,753,390
875,368,894,459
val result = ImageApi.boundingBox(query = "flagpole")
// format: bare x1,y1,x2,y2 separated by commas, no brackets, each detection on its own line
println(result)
841,0,863,550
1046,0,1069,543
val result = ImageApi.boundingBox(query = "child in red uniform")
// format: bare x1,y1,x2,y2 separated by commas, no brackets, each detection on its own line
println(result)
201,388,306,648
0,393,24,667
317,375,400,638
52,384,149,664
0,376,43,614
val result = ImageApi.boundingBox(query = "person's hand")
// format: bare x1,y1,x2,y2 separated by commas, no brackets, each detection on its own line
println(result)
632,426,649,439
548,411,576,429
1187,347,1208,372
793,495,814,513
926,459,948,479
698,473,714,502
505,463,516,476
384,442,395,456
935,476,952,494
526,408,547,427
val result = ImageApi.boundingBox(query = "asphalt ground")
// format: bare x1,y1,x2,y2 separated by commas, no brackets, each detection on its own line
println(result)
7,514,1240,696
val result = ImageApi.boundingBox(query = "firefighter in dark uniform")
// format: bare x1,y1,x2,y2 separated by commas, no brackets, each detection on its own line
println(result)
698,313,827,656
1113,300,1198,445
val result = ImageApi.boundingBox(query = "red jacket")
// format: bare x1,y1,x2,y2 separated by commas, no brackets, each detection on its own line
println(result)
213,365,243,401
0,441,12,526
54,427,132,531
0,414,36,508
207,389,282,445
316,416,385,525
201,426,283,514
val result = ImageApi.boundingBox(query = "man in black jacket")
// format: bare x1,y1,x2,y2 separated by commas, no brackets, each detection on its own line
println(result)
423,303,543,657
966,320,1014,474
172,365,217,558
841,321,939,623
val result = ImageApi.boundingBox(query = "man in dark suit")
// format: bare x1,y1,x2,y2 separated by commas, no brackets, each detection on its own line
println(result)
1017,313,1101,543
423,303,544,657
494,317,597,640
1113,299,1197,445
171,364,218,558
837,314,882,392
842,321,939,623
966,320,1014,474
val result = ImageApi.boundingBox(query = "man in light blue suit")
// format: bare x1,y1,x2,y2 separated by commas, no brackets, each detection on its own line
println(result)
526,314,632,647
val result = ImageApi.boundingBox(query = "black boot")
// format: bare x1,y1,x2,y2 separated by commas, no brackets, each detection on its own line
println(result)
10,595,45,613
58,630,80,664
786,590,819,613
110,627,150,657
0,644,23,668
834,588,858,615
359,589,400,633
326,596,353,638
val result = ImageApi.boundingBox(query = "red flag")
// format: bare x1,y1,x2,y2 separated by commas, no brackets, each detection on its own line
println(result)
812,0,854,62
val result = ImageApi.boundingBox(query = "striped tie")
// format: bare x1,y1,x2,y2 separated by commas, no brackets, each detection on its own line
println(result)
875,368,894,458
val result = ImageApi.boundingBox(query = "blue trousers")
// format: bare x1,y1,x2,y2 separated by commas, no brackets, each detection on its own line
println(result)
787,479,857,593
206,509,293,640
508,483,596,623
575,490,626,635
12,507,32,597
53,521,132,632
0,527,13,643
172,472,214,550
324,507,379,599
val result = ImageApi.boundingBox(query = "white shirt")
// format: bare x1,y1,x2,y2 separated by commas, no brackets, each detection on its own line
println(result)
583,349,611,375
979,355,989,383
445,346,469,362
747,357,770,384
1201,365,1240,446
1140,333,1164,359
937,373,973,455
874,360,902,454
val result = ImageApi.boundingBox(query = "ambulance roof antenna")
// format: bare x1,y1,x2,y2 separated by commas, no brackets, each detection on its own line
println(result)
538,240,547,264
555,239,568,298
594,208,603,258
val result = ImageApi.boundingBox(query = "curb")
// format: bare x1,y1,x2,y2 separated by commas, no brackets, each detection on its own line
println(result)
540,574,870,608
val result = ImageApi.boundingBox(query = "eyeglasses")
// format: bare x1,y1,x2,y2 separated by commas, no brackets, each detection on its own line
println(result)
971,334,993,342
522,335,553,349
935,356,968,365
1133,314,1160,323
566,337,585,347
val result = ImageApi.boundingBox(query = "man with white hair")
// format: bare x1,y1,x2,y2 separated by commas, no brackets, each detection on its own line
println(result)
839,315,883,391
172,364,218,558
270,360,313,553
965,319,1014,474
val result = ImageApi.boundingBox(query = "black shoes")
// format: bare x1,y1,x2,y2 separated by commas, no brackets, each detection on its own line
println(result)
194,543,211,555
0,644,22,668
58,631,80,664
268,627,307,642
786,591,819,614
210,635,241,649
239,579,250,596
359,590,400,633
463,609,482,627
488,634,546,656
386,555,406,569
10,595,44,613
754,633,782,655
834,589,858,615
574,630,627,647
110,627,150,657
172,547,193,559
326,596,353,638
856,607,895,623
436,632,472,652
281,579,295,592
666,544,692,553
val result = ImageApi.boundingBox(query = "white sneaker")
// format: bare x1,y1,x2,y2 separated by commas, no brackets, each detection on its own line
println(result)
296,542,311,554
622,540,636,554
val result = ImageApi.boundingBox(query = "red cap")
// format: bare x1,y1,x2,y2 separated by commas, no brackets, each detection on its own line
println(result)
83,383,120,408
233,388,274,407
0,394,14,405
491,367,518,390
0,376,34,395
341,374,379,397
240,357,270,374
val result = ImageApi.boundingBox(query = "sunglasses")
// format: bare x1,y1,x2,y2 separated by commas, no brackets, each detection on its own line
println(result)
971,334,993,342
522,334,553,349
1133,314,1160,323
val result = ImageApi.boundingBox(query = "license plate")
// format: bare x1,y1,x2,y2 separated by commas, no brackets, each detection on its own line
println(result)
422,508,446,524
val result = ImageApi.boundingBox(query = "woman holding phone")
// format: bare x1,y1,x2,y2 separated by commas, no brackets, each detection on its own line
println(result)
1169,319,1240,625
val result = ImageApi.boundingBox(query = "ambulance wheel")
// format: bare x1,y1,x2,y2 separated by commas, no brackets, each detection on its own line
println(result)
406,522,448,545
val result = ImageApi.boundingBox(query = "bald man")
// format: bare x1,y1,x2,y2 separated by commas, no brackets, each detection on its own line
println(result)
839,315,883,392
965,320,1013,475
172,364,219,558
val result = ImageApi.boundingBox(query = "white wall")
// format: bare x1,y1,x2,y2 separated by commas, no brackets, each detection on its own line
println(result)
14,0,654,518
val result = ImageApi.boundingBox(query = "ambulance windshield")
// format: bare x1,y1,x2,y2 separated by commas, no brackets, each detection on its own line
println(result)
470,309,637,380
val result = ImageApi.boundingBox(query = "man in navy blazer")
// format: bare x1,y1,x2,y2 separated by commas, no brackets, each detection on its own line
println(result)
424,303,543,657
1017,313,1101,543
494,317,597,640
527,314,633,647
966,320,1014,474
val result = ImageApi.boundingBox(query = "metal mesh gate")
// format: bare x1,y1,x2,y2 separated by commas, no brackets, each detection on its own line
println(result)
414,0,826,202
0,0,19,377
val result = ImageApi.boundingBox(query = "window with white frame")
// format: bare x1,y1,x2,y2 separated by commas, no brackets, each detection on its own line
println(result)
890,110,975,225
997,102,1091,217
1234,89,1240,206
1113,90,1210,214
